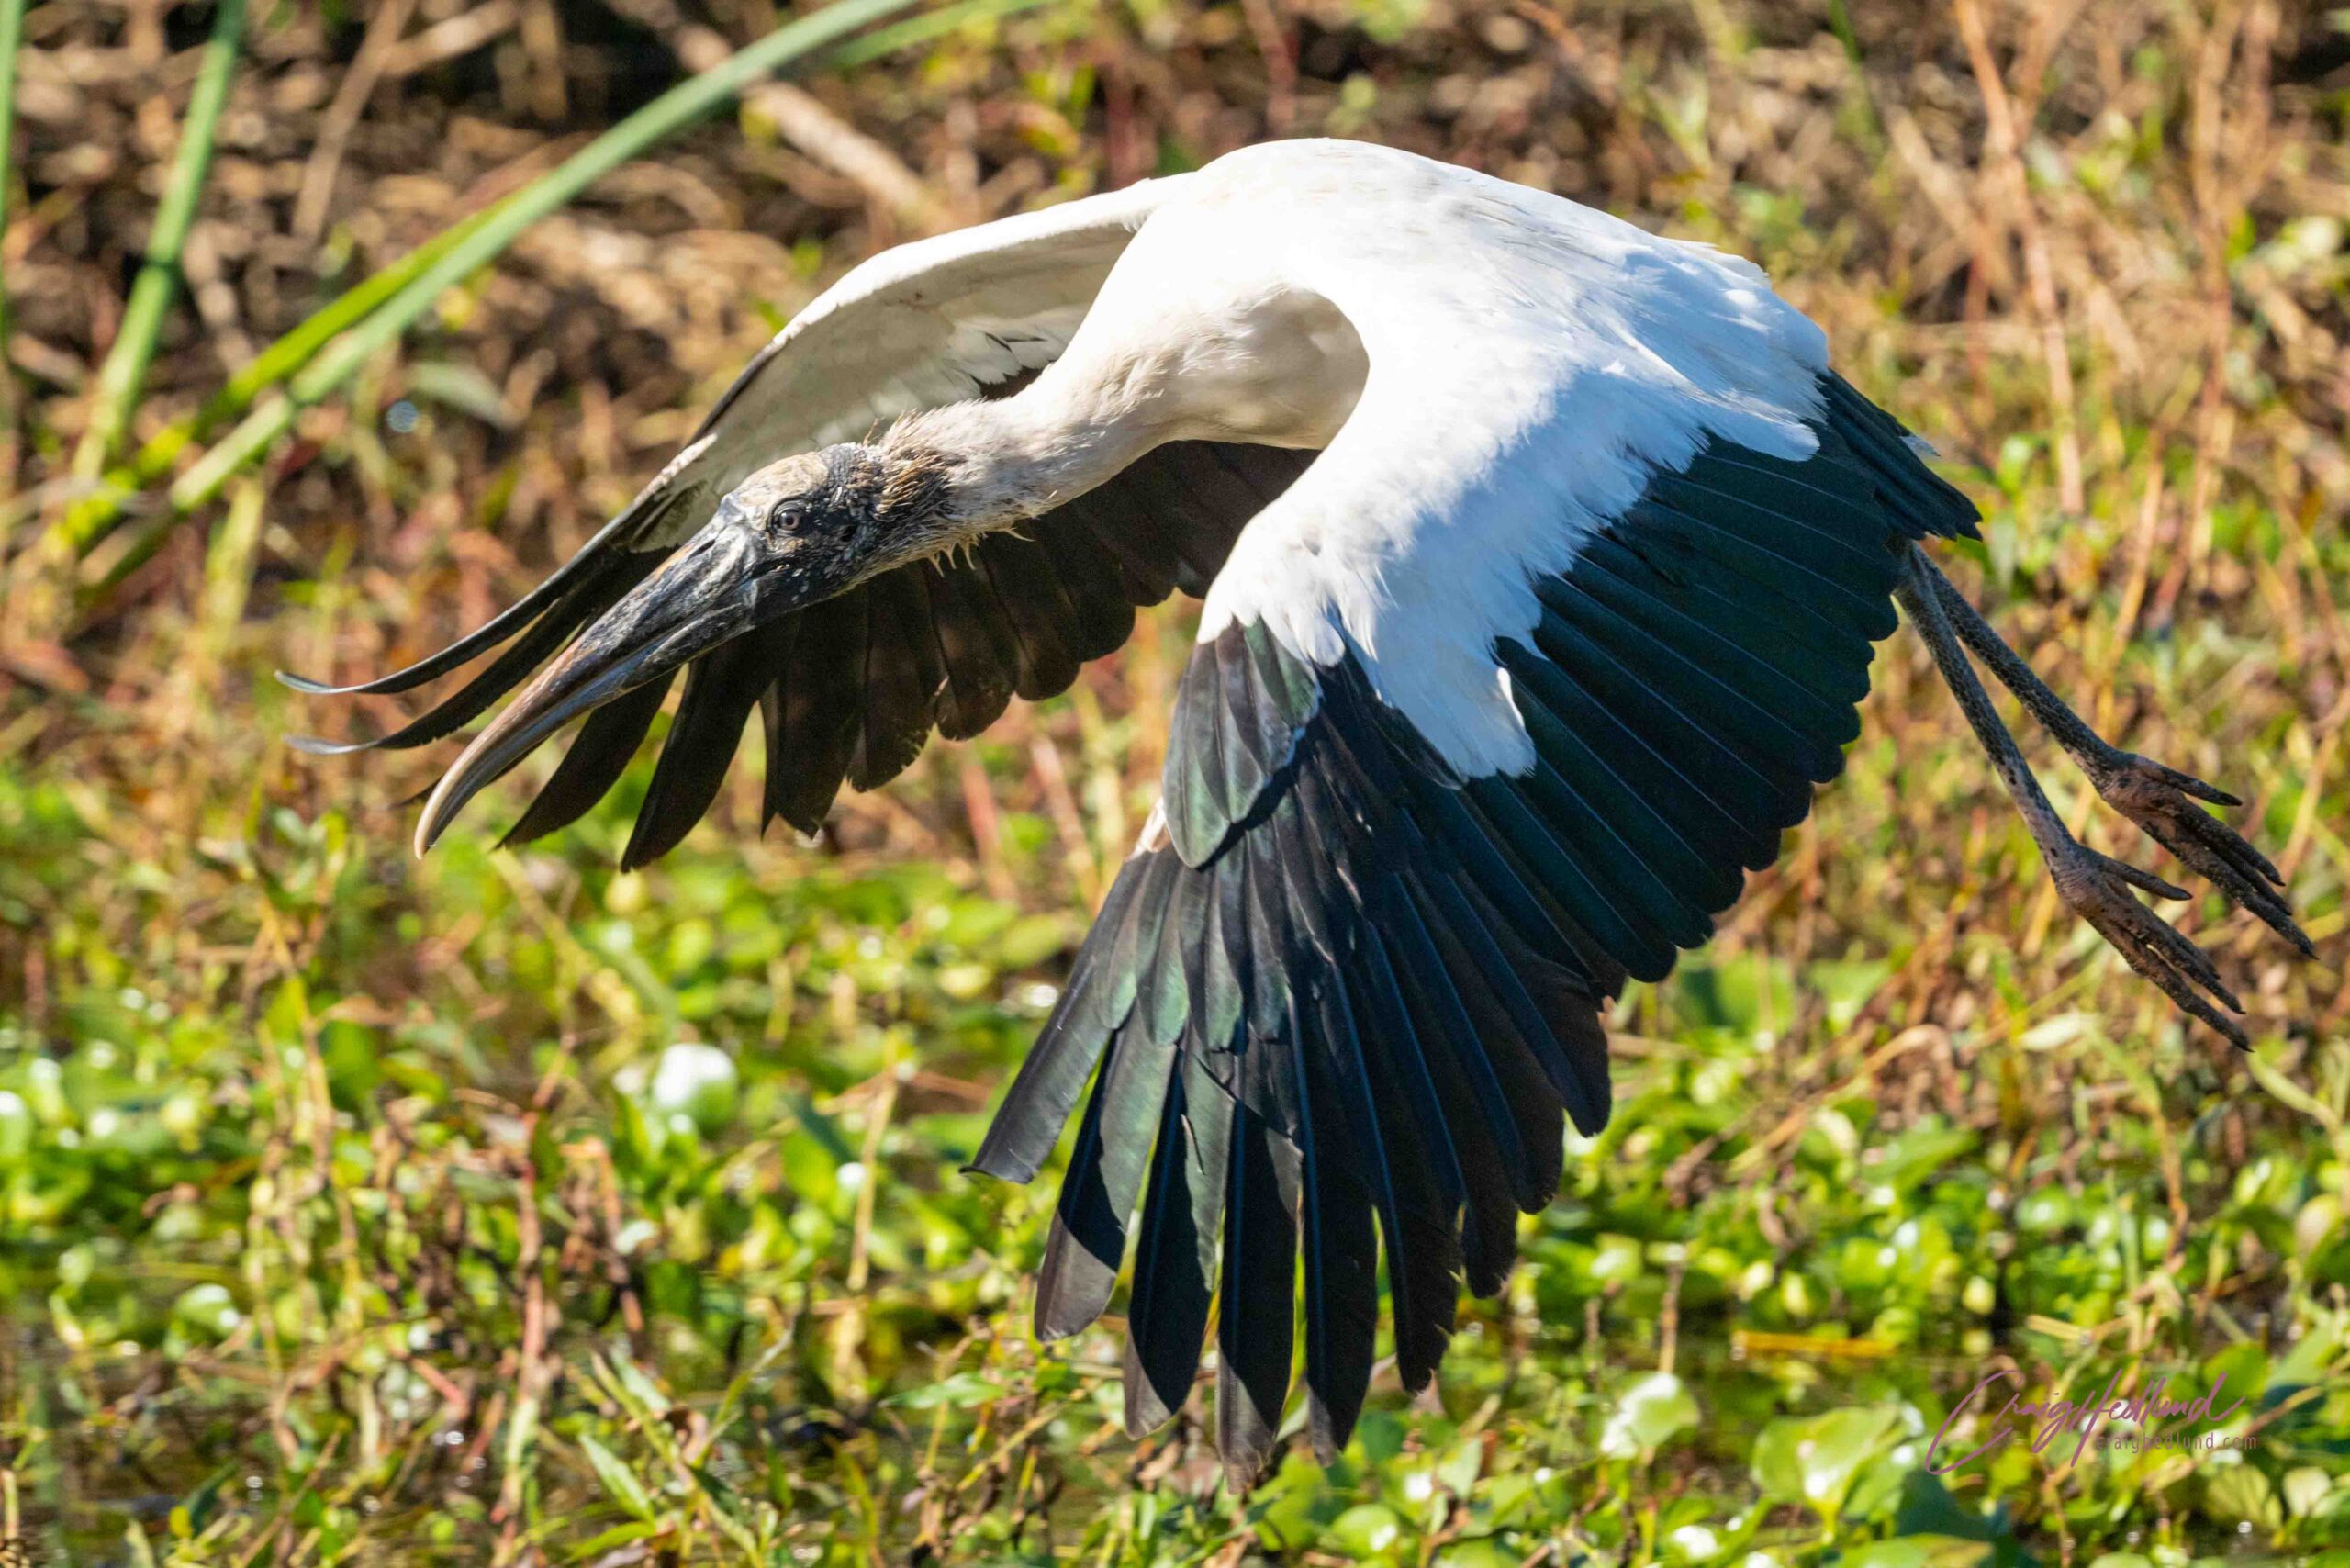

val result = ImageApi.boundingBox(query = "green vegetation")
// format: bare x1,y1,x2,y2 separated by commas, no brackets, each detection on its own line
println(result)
0,0,2345,1562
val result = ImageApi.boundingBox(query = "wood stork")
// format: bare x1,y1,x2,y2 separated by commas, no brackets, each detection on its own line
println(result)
292,139,2308,1485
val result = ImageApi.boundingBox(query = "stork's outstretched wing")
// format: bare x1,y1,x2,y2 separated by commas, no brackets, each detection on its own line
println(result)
970,155,1982,1485
293,177,1313,862
975,384,1977,1487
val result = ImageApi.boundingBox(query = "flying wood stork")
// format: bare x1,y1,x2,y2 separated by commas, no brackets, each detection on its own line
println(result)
293,139,2308,1484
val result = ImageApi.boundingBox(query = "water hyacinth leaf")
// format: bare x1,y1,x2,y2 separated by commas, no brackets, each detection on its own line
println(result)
1836,1540,2003,1568
173,1282,242,1340
648,1041,741,1133
1326,1504,1410,1559
2200,1466,2280,1532
1751,1406,1900,1521
2270,1309,2346,1391
1807,956,1891,1031
2281,1467,2333,1520
2199,1341,2269,1422
885,1373,1007,1409
1874,1123,1980,1192
1893,1470,2013,1544
1600,1372,1700,1458
1431,1540,1521,1568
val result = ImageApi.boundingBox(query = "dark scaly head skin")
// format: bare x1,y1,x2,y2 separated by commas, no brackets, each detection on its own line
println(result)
721,442,961,598
413,440,962,852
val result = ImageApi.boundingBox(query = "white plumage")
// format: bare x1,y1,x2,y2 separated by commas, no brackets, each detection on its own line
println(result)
599,140,1835,777
1158,141,1831,772
610,174,1171,551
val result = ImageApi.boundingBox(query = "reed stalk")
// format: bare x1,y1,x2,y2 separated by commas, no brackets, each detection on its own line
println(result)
72,0,1050,597
0,0,34,494
67,0,247,483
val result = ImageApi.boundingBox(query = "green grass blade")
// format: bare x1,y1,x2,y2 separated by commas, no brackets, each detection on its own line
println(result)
0,0,33,487
261,0,942,419
74,0,1052,593
138,0,1005,509
55,204,501,554
0,0,33,510
822,0,1047,67
68,0,247,483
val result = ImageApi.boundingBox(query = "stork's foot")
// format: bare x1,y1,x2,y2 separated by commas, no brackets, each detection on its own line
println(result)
2083,748,2314,958
1899,549,2305,1047
2045,837,2250,1050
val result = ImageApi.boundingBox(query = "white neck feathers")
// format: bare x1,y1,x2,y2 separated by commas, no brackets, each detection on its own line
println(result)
882,387,1154,534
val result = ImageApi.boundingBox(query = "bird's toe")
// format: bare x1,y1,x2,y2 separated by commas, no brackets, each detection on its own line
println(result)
2087,750,2312,955
2052,843,2250,1048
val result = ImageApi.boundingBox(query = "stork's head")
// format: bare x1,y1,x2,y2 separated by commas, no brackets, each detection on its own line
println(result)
415,442,957,852
710,442,961,603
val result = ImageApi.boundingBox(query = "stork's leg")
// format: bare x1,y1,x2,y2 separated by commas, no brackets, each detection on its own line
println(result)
1893,549,2255,1047
1913,557,2311,958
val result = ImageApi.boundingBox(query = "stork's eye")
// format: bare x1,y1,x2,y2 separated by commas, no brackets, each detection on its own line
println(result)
767,499,813,537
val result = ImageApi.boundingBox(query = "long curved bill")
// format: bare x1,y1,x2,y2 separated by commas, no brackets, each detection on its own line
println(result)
413,523,766,855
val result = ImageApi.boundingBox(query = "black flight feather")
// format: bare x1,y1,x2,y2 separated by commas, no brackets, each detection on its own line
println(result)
1058,486,1182,605
1503,667,1726,948
974,533,1085,700
1536,583,1849,785
1029,512,1144,655
1626,497,1897,642
762,588,866,834
1822,375,1982,540
1324,960,1461,1390
920,563,1022,740
850,568,947,788
295,552,660,756
502,670,676,847
1521,606,1814,829
280,524,663,698
1498,643,1775,879
1035,1022,1177,1338
1581,532,1874,706
625,620,794,868
1122,1051,1233,1436
1657,465,1906,595
966,857,1157,1183
1565,547,1865,745
1215,1099,1300,1490
1294,987,1379,1462
1360,907,1523,1296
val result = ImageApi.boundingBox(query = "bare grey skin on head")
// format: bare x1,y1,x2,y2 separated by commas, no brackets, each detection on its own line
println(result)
414,437,971,853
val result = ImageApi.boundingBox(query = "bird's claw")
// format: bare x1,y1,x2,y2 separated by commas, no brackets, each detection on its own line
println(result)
2086,748,2313,958
2050,843,2249,1050
2081,845,2188,902
2090,746,2242,809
